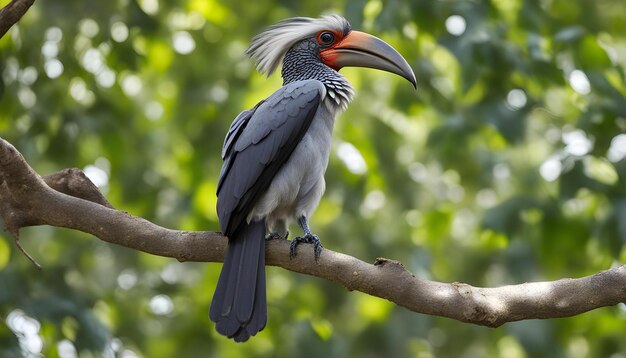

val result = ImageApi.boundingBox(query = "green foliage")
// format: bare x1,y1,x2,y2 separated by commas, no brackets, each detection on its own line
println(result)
1,0,626,356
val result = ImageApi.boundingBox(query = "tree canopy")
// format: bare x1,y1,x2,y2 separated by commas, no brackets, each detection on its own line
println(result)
1,0,626,357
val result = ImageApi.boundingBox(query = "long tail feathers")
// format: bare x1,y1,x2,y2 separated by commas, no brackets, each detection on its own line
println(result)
210,219,267,342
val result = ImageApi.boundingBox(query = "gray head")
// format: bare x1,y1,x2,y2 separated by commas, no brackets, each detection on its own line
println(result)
245,15,417,88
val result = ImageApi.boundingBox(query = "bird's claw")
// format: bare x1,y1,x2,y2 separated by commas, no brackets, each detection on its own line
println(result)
289,233,323,260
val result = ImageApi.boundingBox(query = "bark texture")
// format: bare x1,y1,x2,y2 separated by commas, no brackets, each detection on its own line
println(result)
0,0,35,39
1,137,625,327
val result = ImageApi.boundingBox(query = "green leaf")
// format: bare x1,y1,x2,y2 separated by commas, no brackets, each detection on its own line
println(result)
310,318,333,341
0,237,9,270
578,35,612,69
584,156,618,185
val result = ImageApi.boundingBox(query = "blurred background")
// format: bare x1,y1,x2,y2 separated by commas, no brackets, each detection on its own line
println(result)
1,0,626,357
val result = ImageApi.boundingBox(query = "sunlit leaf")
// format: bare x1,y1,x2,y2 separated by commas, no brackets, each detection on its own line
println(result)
310,318,333,341
0,237,10,270
584,156,618,185
478,229,508,250
356,293,393,322
193,180,218,221
61,317,78,341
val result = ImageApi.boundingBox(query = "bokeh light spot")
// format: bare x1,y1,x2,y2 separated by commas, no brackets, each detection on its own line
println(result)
445,15,466,36
149,294,174,315
337,142,367,174
506,89,527,110
172,31,196,54
111,22,129,43
44,59,64,79
569,70,591,95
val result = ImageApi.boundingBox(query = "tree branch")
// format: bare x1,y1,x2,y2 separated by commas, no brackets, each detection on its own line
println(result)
0,0,35,39
1,136,625,327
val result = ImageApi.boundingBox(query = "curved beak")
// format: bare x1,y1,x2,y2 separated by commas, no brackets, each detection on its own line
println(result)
321,31,416,88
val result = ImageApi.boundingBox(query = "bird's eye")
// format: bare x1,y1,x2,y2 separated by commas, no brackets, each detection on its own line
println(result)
318,31,335,46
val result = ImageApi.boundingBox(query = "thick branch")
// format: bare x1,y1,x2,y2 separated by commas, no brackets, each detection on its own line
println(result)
1,136,625,327
0,0,35,39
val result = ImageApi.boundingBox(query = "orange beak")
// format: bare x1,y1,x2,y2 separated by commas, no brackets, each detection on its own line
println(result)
321,30,416,88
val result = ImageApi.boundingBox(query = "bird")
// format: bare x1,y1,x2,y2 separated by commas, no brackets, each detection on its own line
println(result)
209,14,416,342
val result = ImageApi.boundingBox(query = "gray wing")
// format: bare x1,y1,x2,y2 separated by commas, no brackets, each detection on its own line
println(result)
217,102,263,190
217,80,325,237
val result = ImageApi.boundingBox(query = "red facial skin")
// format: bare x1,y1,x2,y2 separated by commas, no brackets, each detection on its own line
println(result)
319,30,372,70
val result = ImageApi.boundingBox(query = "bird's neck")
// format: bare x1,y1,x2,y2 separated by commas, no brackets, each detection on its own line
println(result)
281,41,354,110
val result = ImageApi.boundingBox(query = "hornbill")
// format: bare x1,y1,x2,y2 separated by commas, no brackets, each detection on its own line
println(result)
210,15,416,342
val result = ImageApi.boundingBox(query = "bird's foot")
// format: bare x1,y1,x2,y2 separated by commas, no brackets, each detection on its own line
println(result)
289,233,323,260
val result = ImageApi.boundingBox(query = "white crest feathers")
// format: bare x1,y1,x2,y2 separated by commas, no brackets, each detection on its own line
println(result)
245,15,351,76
